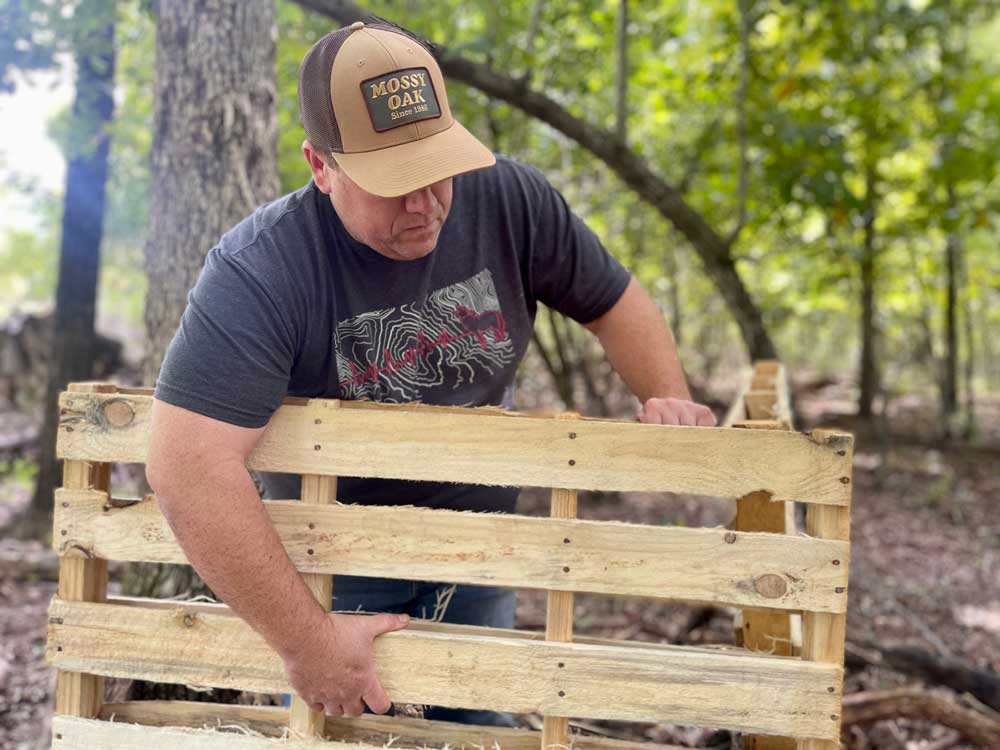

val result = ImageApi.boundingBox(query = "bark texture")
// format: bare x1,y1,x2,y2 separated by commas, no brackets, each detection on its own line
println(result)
143,0,280,385
293,0,778,361
857,159,880,418
17,0,116,540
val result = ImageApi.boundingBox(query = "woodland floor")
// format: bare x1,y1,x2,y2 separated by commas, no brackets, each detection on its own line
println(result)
0,381,998,750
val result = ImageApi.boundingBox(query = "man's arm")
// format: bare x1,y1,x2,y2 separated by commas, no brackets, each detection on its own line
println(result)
145,398,408,716
583,277,716,426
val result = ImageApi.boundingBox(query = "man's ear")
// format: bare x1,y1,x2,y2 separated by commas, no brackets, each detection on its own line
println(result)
302,140,334,193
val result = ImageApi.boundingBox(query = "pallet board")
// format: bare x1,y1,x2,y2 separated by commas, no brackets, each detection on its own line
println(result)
95,701,686,750
57,391,853,504
49,376,853,749
47,598,842,740
54,489,849,613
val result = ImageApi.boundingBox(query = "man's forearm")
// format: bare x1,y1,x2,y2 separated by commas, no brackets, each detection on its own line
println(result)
153,461,328,660
584,277,691,403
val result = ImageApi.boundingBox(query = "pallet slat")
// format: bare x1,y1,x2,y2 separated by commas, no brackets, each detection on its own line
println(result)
54,489,849,613
47,598,842,740
57,391,852,504
52,715,357,750
94,701,686,750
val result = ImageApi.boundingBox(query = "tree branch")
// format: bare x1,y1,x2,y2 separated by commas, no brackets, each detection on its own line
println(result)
292,0,778,359
842,688,1000,749
615,0,628,143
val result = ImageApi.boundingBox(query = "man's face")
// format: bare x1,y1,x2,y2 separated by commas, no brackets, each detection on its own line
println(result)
305,142,452,261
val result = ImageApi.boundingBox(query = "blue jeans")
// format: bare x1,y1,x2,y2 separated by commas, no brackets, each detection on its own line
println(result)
282,575,518,727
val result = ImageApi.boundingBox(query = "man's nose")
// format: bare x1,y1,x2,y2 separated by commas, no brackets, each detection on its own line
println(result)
403,186,436,214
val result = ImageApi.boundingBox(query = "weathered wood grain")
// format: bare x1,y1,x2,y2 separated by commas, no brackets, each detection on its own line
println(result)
95,700,687,750
543,435,579,750
51,715,356,749
798,499,852,750
54,382,113,719
57,390,853,503
47,598,841,740
54,489,849,613
289,462,337,739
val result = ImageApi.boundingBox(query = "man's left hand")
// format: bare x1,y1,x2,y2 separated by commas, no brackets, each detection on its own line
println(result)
637,397,717,427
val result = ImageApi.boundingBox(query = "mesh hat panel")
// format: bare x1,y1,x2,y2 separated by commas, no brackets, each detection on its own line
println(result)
298,28,351,155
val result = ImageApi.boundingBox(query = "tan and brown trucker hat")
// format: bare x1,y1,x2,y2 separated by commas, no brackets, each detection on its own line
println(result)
298,20,495,197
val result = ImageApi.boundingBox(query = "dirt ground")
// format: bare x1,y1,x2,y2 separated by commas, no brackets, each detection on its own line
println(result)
1,384,998,750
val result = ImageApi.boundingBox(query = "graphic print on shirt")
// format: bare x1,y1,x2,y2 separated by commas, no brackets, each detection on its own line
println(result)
335,268,515,402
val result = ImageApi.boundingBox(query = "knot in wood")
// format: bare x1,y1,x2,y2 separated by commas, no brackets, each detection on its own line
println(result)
101,399,135,428
753,574,788,599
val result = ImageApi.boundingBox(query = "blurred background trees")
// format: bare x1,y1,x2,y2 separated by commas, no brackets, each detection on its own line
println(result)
1,2,998,745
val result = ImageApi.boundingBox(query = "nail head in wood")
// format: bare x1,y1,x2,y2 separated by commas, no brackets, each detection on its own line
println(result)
840,476,850,484
724,532,737,544
835,586,845,593
314,444,321,451
558,690,566,697
568,459,575,466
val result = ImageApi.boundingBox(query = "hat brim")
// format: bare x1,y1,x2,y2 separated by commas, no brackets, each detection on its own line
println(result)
331,120,495,197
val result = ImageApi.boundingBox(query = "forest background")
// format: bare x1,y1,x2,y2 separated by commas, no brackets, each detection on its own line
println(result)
1,1,999,749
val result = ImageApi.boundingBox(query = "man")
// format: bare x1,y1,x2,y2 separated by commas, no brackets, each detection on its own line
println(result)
146,20,715,727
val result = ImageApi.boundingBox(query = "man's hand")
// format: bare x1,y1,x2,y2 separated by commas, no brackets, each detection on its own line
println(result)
637,397,717,427
282,612,410,717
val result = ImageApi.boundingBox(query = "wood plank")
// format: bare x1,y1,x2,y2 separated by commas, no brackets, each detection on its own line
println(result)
753,361,782,376
55,489,849,613
96,701,688,750
103,594,770,659
735,491,795,657
57,391,853,504
798,457,853,750
47,598,842,740
543,420,578,750
289,457,337,738
745,391,778,421
54,382,115,719
51,715,359,750
721,369,751,428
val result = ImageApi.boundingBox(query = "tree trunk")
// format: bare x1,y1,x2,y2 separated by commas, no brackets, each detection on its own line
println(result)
128,0,280,703
15,0,116,541
858,161,880,419
941,189,959,432
142,0,280,385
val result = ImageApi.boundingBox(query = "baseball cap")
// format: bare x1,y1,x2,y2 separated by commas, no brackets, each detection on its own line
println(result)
298,20,496,197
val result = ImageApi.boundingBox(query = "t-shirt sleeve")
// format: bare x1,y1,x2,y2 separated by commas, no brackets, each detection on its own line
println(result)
522,164,631,323
153,246,296,428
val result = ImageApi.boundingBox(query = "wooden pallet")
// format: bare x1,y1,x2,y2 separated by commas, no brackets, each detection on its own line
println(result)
47,366,853,750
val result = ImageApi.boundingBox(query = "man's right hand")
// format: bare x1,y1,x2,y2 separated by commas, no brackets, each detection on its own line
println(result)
281,611,410,717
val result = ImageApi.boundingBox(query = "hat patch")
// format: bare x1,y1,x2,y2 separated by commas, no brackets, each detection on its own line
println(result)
362,67,442,132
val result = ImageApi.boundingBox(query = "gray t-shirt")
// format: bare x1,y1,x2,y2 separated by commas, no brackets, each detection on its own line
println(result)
155,156,630,512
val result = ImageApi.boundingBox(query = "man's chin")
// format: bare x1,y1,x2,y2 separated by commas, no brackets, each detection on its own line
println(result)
391,231,441,260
